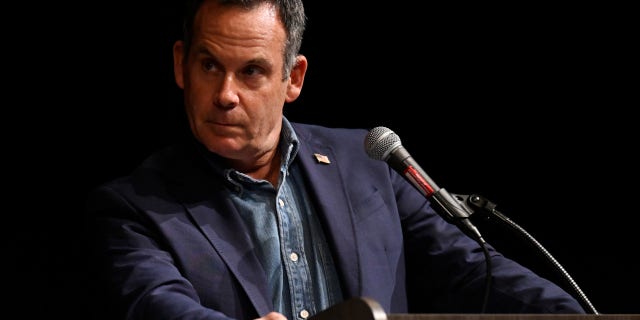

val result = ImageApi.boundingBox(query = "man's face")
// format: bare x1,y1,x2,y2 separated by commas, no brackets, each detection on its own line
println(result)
173,1,304,166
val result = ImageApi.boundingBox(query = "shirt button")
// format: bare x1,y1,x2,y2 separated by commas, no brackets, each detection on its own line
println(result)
289,252,299,262
299,309,309,319
278,198,285,207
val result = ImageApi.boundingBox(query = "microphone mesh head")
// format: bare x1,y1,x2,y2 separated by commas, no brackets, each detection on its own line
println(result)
364,126,402,161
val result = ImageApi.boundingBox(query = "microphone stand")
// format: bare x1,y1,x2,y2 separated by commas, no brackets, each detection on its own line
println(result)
453,193,599,314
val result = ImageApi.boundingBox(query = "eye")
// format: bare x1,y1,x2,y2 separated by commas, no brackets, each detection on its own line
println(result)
242,65,265,77
202,59,219,72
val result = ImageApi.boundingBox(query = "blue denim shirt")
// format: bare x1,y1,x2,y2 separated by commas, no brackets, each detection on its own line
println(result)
221,118,343,319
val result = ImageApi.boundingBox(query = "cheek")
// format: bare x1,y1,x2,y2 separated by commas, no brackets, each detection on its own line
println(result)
249,99,285,135
183,90,210,123
187,79,215,105
262,94,286,121
251,83,287,114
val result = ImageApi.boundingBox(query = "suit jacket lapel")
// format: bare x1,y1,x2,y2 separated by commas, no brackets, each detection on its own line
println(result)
296,136,362,297
168,144,272,315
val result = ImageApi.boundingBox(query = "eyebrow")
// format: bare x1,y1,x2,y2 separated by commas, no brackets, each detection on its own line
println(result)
193,43,277,75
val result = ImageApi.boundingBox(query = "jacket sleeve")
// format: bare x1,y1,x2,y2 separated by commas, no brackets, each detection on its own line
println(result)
391,169,586,313
87,182,243,320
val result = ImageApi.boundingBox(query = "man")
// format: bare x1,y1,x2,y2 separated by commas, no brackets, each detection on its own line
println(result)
87,1,586,319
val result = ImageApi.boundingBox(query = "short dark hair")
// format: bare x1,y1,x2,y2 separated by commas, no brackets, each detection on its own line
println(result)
182,0,307,78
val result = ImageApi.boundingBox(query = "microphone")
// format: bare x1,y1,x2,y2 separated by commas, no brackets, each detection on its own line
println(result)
364,126,485,243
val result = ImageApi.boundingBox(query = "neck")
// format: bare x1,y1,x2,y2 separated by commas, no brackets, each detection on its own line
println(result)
231,147,282,187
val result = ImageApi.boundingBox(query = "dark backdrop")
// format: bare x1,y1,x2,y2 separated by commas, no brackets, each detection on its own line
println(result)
10,1,637,318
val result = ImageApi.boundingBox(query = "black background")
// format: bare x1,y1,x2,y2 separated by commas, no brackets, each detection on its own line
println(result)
8,1,637,318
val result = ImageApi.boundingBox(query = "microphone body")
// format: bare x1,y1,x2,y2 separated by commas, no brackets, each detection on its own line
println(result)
365,126,484,243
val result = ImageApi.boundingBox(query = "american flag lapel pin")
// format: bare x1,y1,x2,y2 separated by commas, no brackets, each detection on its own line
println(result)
313,153,331,164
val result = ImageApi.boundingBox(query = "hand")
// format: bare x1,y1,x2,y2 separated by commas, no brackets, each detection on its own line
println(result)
255,312,287,320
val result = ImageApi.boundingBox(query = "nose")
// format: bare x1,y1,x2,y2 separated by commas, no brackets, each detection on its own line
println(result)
216,73,240,108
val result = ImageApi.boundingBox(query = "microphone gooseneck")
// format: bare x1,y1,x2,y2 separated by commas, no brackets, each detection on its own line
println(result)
365,126,599,315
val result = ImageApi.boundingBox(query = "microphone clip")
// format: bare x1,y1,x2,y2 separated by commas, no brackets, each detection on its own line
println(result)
430,189,485,244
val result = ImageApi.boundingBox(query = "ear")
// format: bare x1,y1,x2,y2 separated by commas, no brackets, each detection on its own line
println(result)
285,55,308,103
173,40,185,89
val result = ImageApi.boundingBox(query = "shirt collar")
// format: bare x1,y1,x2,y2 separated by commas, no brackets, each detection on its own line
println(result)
279,116,300,170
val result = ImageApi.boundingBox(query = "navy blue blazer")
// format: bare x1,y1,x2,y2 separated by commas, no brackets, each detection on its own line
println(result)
87,122,584,319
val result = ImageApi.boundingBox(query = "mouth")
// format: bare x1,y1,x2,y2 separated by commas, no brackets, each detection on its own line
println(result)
206,119,235,127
